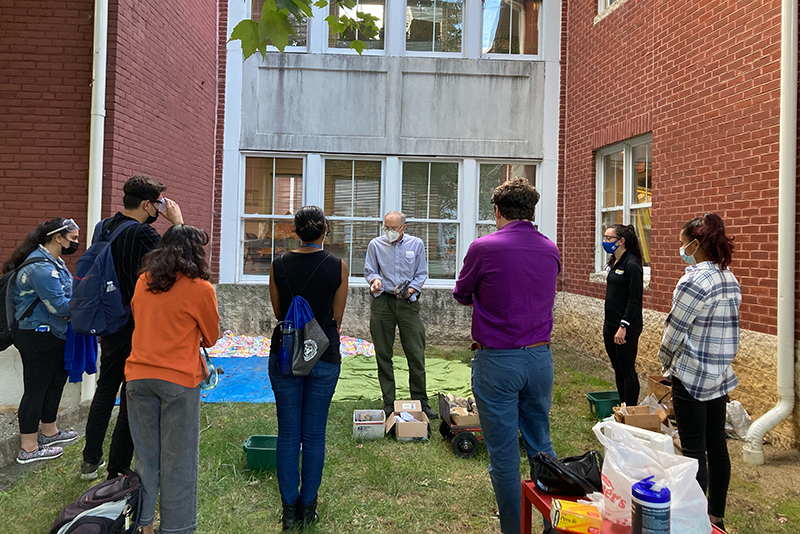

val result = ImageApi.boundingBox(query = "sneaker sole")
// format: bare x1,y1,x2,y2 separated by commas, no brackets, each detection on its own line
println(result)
42,434,79,447
80,461,106,480
16,449,64,464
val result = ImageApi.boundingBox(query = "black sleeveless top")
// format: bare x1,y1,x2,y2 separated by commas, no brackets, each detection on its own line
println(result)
270,250,343,365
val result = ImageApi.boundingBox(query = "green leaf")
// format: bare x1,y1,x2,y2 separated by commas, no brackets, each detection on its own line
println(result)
259,10,294,52
290,0,314,17
276,0,308,22
360,22,379,39
350,40,367,54
229,19,260,59
325,14,347,35
314,0,328,7
341,0,357,9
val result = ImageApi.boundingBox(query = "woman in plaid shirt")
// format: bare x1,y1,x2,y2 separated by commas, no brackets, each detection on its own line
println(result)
658,212,740,533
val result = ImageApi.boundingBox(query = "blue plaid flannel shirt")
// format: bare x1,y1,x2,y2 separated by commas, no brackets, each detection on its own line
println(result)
657,261,741,401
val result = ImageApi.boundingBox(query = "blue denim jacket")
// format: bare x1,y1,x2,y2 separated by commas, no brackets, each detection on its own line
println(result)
12,246,72,340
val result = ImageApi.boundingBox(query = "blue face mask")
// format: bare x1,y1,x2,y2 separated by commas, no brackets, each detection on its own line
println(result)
680,241,698,265
602,239,620,254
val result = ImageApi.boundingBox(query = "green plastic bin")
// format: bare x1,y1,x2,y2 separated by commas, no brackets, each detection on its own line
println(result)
243,435,278,471
586,391,621,419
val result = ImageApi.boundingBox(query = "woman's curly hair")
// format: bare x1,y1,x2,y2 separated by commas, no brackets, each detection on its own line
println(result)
139,225,210,293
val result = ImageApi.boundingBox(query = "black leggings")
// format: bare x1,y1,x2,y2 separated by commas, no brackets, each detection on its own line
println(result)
672,376,730,519
602,323,641,406
15,330,68,434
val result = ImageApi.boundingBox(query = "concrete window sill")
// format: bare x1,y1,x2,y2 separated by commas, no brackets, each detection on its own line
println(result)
590,271,651,291
594,0,630,25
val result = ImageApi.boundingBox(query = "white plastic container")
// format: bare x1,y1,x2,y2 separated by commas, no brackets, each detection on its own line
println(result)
631,476,671,534
353,410,385,439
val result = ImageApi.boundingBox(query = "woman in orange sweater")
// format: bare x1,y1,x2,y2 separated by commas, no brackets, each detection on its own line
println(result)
125,225,220,534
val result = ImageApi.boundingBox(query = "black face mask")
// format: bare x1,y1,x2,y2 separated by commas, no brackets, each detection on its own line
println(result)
61,240,79,256
145,205,159,225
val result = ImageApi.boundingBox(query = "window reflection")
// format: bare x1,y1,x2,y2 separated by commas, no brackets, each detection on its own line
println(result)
406,0,463,52
482,0,539,55
329,0,386,50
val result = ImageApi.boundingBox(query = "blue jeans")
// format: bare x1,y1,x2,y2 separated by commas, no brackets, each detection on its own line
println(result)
268,357,340,506
472,346,556,534
127,379,201,534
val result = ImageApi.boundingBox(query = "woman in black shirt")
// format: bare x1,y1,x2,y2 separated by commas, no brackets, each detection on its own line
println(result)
268,206,348,531
602,224,644,407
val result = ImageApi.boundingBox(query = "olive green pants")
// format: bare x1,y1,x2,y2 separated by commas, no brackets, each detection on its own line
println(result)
369,294,428,406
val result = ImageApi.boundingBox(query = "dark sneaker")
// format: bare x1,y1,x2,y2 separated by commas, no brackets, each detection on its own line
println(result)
80,460,106,480
38,429,78,447
422,405,439,420
17,445,63,464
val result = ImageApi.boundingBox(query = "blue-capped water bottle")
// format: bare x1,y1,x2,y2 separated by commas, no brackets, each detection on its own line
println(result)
278,320,295,375
631,475,670,534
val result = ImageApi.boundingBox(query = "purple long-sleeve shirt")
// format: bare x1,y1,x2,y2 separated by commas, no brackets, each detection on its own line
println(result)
453,220,560,349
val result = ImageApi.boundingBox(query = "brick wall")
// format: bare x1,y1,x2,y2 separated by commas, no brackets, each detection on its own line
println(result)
0,1,94,266
559,0,786,336
103,0,218,240
212,0,228,281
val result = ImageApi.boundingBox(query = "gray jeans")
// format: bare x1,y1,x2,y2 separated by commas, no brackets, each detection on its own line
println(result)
127,379,201,534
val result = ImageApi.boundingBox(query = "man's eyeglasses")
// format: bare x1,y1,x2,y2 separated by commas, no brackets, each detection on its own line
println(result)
383,225,404,232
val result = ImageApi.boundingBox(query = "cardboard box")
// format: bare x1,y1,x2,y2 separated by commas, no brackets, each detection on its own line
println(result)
647,375,672,402
613,405,662,433
353,410,386,439
450,412,481,427
384,400,429,441
550,499,602,534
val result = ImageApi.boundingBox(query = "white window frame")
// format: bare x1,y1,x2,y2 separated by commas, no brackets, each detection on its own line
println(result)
402,0,466,58
475,160,541,238
238,153,308,283
324,0,389,55
594,134,652,274
480,0,543,60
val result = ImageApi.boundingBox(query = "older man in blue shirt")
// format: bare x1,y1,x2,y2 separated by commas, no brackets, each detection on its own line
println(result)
364,210,437,419
453,177,560,534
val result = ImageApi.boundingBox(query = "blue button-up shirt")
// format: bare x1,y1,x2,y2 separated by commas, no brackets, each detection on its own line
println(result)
12,245,72,340
364,234,428,301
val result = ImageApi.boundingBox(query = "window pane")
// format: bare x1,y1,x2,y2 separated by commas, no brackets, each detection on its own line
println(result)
244,157,303,215
402,162,458,220
633,143,652,205
401,162,429,219
602,151,623,208
631,207,651,267
252,2,308,47
406,0,463,53
478,163,536,221
482,0,539,55
476,223,496,237
326,220,382,277
329,0,386,50
324,159,382,218
601,210,623,236
242,219,299,275
405,222,458,279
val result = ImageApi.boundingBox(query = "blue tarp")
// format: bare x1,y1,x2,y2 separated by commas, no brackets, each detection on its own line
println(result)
201,356,275,403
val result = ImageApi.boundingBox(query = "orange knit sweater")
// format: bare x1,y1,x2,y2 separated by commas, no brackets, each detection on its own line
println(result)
126,273,220,388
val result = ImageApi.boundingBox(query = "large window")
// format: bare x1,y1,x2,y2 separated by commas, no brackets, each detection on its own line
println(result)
242,157,304,275
401,161,459,279
482,0,539,55
324,159,383,276
596,135,652,269
328,0,386,50
476,162,537,236
405,0,463,53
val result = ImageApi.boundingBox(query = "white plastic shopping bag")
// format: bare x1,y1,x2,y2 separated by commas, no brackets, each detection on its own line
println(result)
592,421,712,533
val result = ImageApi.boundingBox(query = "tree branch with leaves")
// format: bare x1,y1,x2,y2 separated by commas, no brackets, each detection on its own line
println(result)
230,0,380,56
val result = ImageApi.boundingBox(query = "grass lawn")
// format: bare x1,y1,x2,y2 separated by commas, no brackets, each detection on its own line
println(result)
1,345,799,533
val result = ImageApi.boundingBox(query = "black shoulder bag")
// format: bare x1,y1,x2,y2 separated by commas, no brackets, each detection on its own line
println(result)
531,450,604,496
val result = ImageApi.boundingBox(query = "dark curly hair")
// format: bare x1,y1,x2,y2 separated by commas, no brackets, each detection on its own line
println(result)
682,212,735,269
3,218,78,273
123,174,166,209
294,206,329,242
491,177,540,221
606,224,644,268
139,225,210,293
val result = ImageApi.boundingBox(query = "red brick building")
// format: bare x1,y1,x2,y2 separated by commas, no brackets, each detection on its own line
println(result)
0,0,218,266
556,0,797,446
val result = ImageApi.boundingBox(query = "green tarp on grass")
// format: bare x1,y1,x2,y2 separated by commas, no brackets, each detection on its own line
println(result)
333,354,473,402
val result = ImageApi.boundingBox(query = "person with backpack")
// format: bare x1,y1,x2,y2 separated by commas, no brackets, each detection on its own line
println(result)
125,225,219,534
268,206,348,530
80,175,184,481
2,218,81,463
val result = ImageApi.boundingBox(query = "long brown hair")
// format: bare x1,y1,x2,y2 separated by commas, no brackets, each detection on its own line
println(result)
3,218,76,273
682,212,734,269
139,225,210,293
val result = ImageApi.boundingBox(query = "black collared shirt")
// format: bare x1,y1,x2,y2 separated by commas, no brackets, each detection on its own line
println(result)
604,250,643,329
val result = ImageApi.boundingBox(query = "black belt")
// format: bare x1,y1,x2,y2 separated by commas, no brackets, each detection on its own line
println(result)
470,341,550,351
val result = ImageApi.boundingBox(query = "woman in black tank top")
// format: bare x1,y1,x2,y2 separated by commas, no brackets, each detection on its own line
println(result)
267,206,349,531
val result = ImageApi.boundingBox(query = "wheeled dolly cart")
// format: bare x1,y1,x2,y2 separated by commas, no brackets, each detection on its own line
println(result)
437,393,483,459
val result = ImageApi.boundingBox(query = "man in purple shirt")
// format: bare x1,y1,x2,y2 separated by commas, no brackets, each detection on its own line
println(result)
453,177,560,534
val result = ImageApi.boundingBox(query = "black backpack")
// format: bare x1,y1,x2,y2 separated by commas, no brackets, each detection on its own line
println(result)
0,257,48,351
49,471,142,534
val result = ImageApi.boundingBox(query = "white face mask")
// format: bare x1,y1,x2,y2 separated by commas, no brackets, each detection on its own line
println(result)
385,230,400,243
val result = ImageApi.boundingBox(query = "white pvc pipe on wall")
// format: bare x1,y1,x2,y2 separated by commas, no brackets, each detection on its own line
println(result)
81,0,109,402
742,0,797,465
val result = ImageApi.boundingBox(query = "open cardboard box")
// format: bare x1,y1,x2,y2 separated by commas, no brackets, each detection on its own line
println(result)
647,375,672,402
613,405,666,433
384,400,429,441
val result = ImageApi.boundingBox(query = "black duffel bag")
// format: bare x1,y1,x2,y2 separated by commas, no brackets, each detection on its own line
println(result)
531,450,603,496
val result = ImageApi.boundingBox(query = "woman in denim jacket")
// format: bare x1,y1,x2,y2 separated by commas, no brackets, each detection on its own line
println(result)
3,218,81,463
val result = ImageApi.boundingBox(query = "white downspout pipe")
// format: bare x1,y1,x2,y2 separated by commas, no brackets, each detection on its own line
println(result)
81,0,109,402
742,0,797,465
